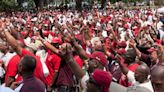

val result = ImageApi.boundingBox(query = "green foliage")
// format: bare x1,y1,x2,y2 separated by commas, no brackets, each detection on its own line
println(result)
0,0,18,11
0,0,36,11
110,0,143,4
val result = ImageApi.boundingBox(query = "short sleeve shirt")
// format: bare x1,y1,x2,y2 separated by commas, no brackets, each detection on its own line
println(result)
45,53,61,85
5,55,22,82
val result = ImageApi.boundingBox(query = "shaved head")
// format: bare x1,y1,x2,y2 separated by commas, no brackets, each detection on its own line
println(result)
151,65,164,92
135,64,150,83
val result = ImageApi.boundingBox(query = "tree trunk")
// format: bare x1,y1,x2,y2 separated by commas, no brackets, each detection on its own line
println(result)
101,0,107,9
75,0,82,11
33,0,46,9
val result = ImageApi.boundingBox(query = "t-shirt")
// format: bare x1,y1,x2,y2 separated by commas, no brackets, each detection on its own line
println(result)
21,49,47,85
45,53,61,86
127,71,154,92
73,55,84,68
5,54,22,82
55,60,74,87
0,86,14,92
20,75,46,92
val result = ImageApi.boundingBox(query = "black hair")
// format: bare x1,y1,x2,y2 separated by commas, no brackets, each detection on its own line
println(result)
21,55,36,73
124,49,136,64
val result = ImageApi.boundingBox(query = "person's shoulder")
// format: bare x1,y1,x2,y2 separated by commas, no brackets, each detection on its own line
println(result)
35,77,46,87
0,86,14,92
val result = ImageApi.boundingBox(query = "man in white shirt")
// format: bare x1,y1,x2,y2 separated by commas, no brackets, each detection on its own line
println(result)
127,64,154,92
115,54,154,92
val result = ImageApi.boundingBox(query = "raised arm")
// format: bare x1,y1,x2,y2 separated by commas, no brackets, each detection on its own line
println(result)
39,36,59,55
68,33,89,60
129,39,141,58
0,21,22,55
61,43,85,79
115,54,129,75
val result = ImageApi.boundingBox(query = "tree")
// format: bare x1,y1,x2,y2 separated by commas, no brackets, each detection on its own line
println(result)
75,0,82,11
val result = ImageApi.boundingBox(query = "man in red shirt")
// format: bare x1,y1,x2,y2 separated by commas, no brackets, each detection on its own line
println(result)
5,54,21,87
45,51,61,90
2,27,47,85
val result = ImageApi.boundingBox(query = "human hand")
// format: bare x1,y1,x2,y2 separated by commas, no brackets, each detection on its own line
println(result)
47,86,52,92
115,54,124,64
60,43,74,63
129,39,136,48
10,82,20,90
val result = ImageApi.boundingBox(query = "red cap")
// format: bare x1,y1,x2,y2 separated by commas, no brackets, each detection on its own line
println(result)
123,24,129,29
90,51,107,66
75,34,81,41
21,31,27,37
116,49,126,55
117,41,127,48
51,37,62,44
43,21,49,26
43,31,49,36
147,47,157,53
123,18,130,22
100,18,105,23
92,69,112,92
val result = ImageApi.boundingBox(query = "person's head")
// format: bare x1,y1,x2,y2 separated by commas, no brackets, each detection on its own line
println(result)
24,46,35,54
117,41,127,48
123,49,136,65
51,37,62,49
151,65,164,92
88,51,107,74
147,47,158,63
108,33,114,40
18,55,36,77
60,43,72,51
91,37,102,51
86,69,112,92
135,64,150,83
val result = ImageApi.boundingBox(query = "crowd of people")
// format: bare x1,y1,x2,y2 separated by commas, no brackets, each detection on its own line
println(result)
0,5,164,92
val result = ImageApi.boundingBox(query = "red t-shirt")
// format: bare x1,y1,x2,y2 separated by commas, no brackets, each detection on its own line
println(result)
73,55,84,68
45,53,61,86
21,49,47,85
5,55,22,82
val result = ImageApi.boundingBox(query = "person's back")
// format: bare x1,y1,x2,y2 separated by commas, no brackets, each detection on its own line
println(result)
18,55,46,92
21,75,45,92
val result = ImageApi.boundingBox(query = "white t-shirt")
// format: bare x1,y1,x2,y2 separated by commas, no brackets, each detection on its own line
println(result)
159,29,164,40
81,73,89,91
0,86,14,92
127,71,154,92
1,52,16,67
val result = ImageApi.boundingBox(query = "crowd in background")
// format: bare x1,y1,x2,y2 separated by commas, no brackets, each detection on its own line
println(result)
0,6,164,92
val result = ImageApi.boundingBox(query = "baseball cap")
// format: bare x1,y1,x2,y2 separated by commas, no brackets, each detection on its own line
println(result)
92,69,112,92
90,51,107,66
117,41,127,48
51,37,62,44
109,82,151,92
